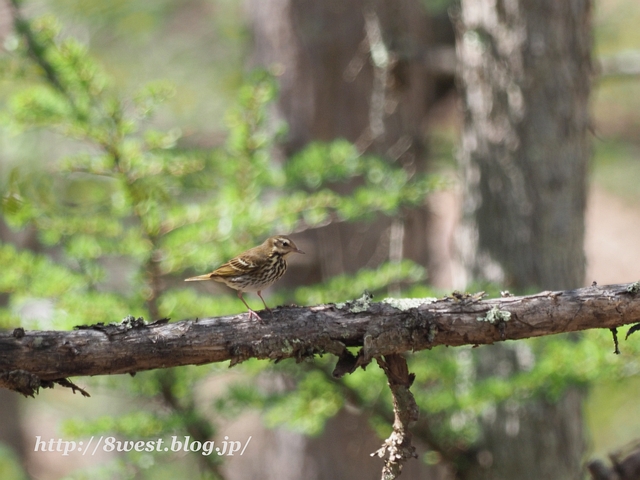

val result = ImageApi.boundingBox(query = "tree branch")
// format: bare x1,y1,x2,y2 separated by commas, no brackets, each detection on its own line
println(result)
371,354,419,479
1,282,640,396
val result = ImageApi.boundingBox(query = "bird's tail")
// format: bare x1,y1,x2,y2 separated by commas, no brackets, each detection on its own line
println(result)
184,273,215,282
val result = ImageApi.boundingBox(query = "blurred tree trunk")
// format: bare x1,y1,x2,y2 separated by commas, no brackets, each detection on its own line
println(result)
456,0,591,290
246,0,454,478
455,0,592,478
249,0,455,287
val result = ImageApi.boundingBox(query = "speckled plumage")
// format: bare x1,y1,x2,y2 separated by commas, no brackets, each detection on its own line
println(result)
185,235,304,320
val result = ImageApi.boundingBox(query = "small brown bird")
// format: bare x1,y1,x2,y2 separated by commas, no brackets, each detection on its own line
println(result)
185,235,304,320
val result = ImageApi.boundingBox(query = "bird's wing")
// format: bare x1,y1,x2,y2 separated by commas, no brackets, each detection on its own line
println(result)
184,244,267,281
211,252,262,277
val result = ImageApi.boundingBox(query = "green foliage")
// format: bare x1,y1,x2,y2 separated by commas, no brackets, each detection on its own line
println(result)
285,140,443,223
0,242,80,297
0,11,436,329
262,370,344,436
63,411,167,438
0,8,438,477
215,359,346,436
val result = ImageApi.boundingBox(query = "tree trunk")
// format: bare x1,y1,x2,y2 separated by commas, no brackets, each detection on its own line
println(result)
456,0,591,291
455,0,592,478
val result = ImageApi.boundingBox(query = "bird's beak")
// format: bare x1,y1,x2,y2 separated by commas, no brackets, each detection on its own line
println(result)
295,248,305,254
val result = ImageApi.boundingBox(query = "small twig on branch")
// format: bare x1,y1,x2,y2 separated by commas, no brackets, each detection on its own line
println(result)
371,354,419,479
0,370,90,398
1,282,640,397
610,328,620,355
626,323,640,340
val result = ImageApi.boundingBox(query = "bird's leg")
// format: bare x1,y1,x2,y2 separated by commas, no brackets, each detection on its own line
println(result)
256,290,273,316
237,291,261,321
